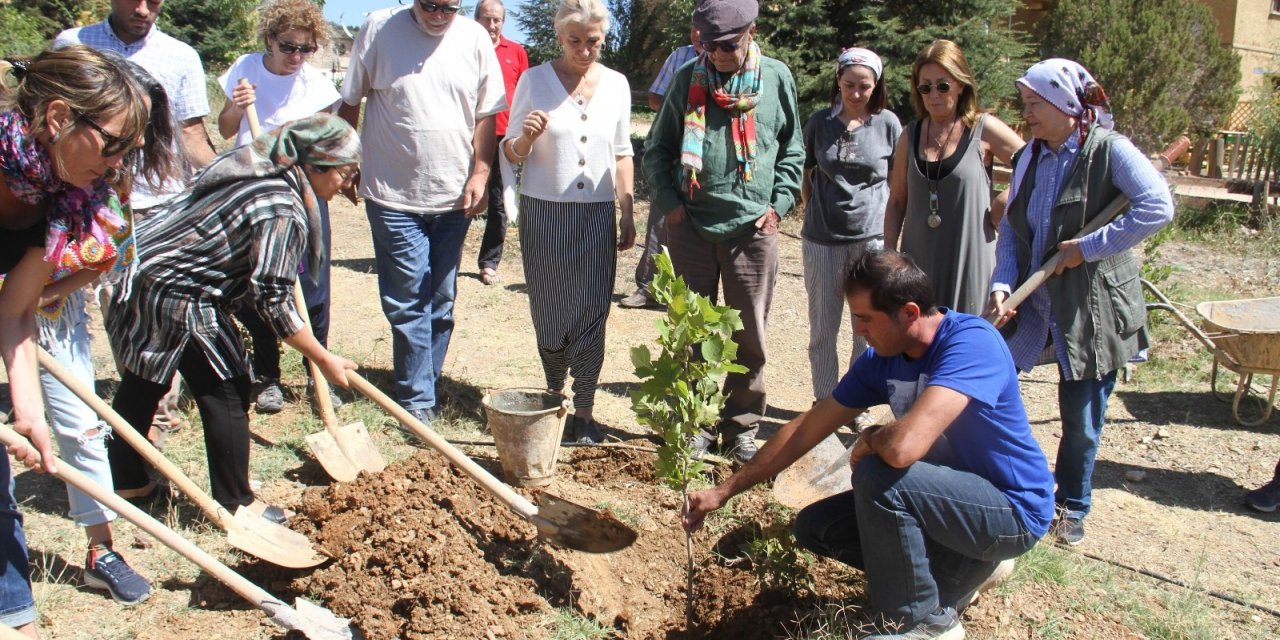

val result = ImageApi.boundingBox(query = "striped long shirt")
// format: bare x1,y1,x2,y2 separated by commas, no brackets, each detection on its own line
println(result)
107,172,309,384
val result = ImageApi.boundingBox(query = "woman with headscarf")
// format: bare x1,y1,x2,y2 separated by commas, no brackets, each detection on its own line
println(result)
0,45,180,617
501,0,634,444
107,114,361,524
883,39,1024,315
217,0,344,415
985,59,1173,545
799,47,901,404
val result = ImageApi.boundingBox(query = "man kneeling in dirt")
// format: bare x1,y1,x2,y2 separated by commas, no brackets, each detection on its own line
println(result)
684,250,1055,640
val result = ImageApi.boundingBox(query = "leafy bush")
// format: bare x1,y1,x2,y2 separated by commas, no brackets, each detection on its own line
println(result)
159,0,258,70
1038,0,1239,151
0,7,53,58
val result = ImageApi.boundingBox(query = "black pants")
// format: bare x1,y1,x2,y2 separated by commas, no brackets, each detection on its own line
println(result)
110,342,254,510
477,135,507,271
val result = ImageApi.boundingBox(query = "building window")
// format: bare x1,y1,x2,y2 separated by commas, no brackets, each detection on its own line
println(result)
1274,0,1280,16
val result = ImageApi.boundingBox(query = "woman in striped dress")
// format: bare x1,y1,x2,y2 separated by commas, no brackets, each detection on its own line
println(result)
501,0,635,444
106,114,360,522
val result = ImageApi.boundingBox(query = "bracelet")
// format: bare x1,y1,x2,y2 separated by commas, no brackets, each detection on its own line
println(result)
506,138,530,160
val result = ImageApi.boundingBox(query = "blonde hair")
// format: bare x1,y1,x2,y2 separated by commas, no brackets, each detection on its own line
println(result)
258,0,331,48
554,0,609,36
1,45,150,187
909,39,980,127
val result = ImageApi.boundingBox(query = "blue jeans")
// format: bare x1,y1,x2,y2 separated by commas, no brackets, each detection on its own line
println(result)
794,456,1039,627
0,459,35,628
1056,370,1118,520
39,293,116,526
365,202,470,412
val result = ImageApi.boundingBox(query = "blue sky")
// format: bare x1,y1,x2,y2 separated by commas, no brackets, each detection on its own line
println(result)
322,0,530,40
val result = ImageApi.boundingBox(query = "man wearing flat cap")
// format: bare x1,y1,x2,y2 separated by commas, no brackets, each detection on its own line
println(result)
643,0,804,464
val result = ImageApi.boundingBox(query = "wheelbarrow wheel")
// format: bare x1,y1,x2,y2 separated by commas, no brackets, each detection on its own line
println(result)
1232,371,1278,427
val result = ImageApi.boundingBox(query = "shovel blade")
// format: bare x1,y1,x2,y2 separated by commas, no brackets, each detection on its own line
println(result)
772,433,853,509
532,493,637,553
335,421,386,473
305,431,362,483
265,597,360,640
229,506,329,568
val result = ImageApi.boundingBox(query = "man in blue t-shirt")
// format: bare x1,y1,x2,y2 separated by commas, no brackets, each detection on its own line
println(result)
684,250,1054,640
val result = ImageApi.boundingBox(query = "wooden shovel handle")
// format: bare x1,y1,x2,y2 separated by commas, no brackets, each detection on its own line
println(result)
239,78,262,137
35,348,239,532
292,281,341,432
984,192,1131,323
0,425,285,614
345,372,539,520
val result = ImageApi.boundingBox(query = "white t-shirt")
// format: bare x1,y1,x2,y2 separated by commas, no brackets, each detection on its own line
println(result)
502,63,633,204
219,53,341,147
342,8,507,214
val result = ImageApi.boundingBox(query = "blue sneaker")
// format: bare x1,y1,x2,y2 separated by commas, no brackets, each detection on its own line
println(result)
83,548,151,606
1245,480,1280,512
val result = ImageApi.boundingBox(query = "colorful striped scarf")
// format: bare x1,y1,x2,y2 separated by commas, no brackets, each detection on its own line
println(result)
680,41,763,196
0,109,134,326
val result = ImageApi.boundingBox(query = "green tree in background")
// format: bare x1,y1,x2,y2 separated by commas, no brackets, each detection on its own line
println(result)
0,7,52,58
756,0,837,119
1038,0,1239,150
159,0,258,69
854,0,1031,121
512,0,560,66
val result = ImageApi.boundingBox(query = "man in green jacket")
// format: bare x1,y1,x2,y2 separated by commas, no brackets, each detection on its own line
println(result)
642,0,804,463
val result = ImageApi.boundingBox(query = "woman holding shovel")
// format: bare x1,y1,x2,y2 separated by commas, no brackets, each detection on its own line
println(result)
217,0,343,415
106,113,360,525
985,59,1173,546
0,46,175,631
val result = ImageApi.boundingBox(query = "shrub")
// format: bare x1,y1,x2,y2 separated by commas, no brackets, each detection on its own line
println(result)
1038,0,1239,151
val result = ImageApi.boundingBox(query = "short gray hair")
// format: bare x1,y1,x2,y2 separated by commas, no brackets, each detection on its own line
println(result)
474,0,504,19
553,0,609,36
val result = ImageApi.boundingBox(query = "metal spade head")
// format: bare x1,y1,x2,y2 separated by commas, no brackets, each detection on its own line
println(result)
229,506,330,568
265,597,360,640
772,433,854,509
532,493,638,553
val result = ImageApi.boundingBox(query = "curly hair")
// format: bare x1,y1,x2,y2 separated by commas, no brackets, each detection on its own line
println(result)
257,0,331,48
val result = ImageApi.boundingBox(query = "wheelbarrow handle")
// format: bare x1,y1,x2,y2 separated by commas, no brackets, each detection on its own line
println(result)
985,192,1131,323
0,425,287,616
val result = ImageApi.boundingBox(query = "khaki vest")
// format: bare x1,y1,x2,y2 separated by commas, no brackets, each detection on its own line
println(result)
1006,126,1147,380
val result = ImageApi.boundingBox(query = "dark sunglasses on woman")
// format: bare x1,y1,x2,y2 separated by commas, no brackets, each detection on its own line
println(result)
73,109,134,157
917,80,953,95
277,41,318,55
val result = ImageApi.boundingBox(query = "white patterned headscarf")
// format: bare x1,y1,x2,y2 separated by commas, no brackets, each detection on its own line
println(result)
1010,59,1115,201
832,47,882,116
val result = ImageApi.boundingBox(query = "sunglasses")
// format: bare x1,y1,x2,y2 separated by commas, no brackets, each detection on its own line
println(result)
73,109,133,157
276,41,318,55
700,30,749,53
916,80,953,95
417,1,461,13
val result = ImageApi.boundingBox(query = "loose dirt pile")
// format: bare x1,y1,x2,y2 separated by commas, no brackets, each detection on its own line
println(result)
281,446,866,639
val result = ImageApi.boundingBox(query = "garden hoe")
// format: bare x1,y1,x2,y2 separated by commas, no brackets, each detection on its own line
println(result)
773,190,1137,509
36,348,328,569
0,426,355,640
346,372,638,553
292,281,386,481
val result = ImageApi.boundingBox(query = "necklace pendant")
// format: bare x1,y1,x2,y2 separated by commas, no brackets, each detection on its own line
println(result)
927,213,942,229
927,191,941,228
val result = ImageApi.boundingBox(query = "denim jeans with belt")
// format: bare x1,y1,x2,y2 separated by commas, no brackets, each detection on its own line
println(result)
794,456,1040,627
1055,369,1119,520
365,202,471,412
38,292,116,526
0,460,35,627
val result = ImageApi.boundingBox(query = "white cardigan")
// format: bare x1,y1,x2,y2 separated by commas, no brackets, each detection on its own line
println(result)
501,63,633,211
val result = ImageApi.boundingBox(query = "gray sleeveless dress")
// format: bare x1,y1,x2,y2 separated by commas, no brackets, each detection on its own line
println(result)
899,115,996,315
